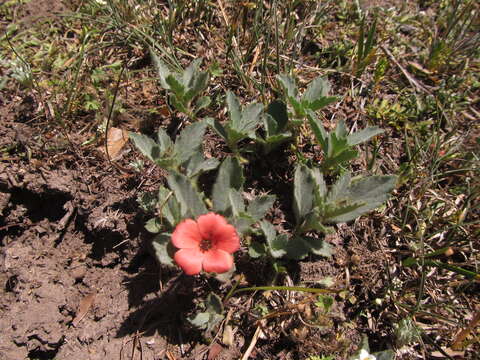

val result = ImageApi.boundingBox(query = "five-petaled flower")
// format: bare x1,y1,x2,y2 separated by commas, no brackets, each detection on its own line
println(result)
171,213,240,275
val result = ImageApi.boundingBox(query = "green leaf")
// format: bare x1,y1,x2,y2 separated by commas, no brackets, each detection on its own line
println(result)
277,74,298,99
129,132,160,162
237,102,263,135
334,119,348,138
306,110,328,151
194,96,211,113
137,191,157,212
157,128,173,153
327,175,397,223
188,312,211,329
185,71,210,102
169,93,188,114
303,236,333,257
307,96,338,111
185,153,220,178
327,172,352,203
212,157,244,213
247,195,276,221
302,76,331,103
226,91,242,127
266,100,288,132
249,241,267,258
158,186,181,227
284,235,311,260
293,165,315,224
206,117,228,142
232,213,255,235
149,48,171,90
260,220,287,259
151,233,175,266
167,172,207,218
174,121,207,164
145,217,163,233
182,58,201,88
347,126,384,145
227,189,245,217
166,74,186,97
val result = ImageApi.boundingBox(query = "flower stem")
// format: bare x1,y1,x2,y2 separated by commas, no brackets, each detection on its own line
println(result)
233,285,342,295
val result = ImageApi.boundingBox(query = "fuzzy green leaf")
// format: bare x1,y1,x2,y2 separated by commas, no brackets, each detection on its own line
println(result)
266,100,288,132
277,74,298,99
212,157,244,213
129,132,160,162
347,126,384,145
174,121,207,164
151,233,175,266
293,165,315,224
149,49,171,90
247,195,276,221
167,172,207,218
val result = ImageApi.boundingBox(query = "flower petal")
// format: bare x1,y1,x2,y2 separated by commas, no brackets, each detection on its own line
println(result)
202,249,234,274
211,223,240,253
171,219,201,249
197,213,240,253
174,248,204,275
196,213,228,239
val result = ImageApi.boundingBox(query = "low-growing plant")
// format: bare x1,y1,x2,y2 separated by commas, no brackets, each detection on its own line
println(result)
307,110,384,172
206,91,263,154
276,73,338,123
150,50,211,119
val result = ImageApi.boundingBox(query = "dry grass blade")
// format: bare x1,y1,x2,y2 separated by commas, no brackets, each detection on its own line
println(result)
451,310,480,350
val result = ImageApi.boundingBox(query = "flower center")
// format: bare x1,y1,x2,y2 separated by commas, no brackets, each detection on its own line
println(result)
199,238,213,252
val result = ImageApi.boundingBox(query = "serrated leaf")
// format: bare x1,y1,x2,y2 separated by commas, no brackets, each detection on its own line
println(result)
167,172,207,218
195,95,211,113
302,76,331,103
129,132,160,162
151,233,175,266
303,236,333,257
284,236,311,260
334,119,348,138
249,241,267,258
231,213,255,235
166,74,185,97
307,96,338,111
260,221,287,259
247,195,276,221
327,172,352,203
185,71,210,102
149,48,171,89
182,58,201,88
158,186,180,226
185,153,220,178
306,110,328,151
226,91,241,127
174,121,207,164
293,165,315,224
347,126,384,145
227,189,245,217
266,100,288,132
206,117,228,142
212,157,244,213
327,175,397,223
145,217,163,233
277,74,298,99
157,128,173,153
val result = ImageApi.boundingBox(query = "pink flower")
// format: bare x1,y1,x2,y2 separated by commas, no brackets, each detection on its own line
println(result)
171,213,240,275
